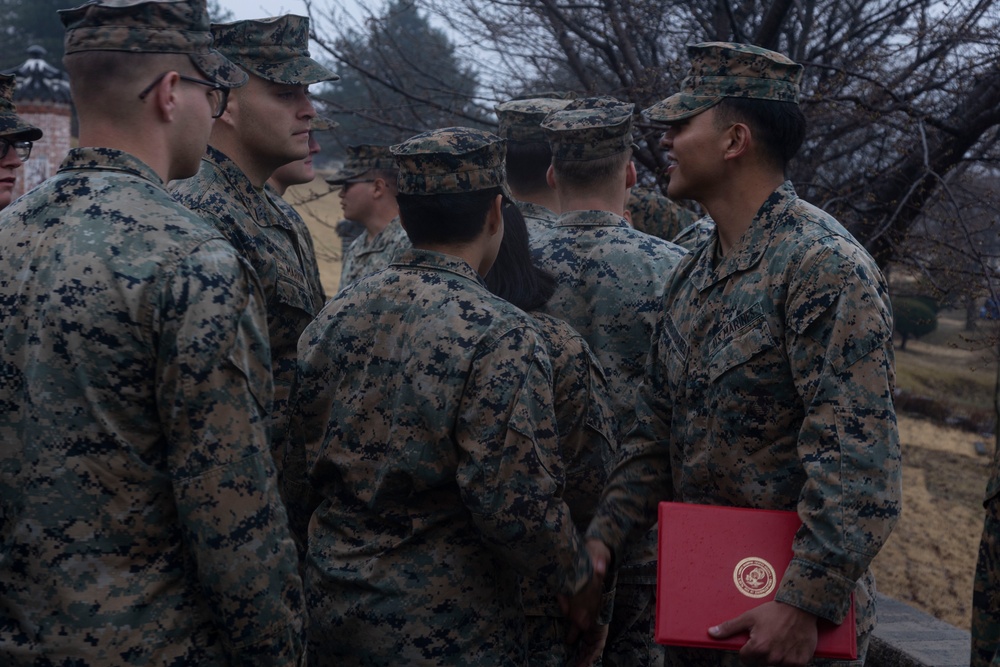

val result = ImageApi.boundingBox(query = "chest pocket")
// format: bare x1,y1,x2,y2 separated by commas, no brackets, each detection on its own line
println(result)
706,307,778,384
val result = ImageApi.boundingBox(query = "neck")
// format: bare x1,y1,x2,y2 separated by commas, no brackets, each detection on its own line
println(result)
556,190,626,217
78,125,172,182
702,170,785,255
209,135,272,189
363,209,398,240
266,177,289,196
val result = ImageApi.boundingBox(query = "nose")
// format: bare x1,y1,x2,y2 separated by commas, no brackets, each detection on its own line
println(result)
658,130,674,150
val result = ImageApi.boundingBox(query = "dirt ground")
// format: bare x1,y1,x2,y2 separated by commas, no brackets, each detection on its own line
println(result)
290,181,997,631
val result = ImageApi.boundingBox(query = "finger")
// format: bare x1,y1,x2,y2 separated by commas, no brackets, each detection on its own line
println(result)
709,612,752,639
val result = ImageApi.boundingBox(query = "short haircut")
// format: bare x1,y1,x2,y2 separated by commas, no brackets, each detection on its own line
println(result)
551,149,631,191
371,168,399,195
64,51,190,115
397,187,503,246
505,140,552,194
713,97,806,172
484,204,556,311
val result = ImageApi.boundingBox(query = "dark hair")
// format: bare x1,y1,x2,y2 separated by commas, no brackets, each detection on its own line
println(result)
484,204,556,311
505,140,553,194
713,97,806,172
370,168,399,195
397,187,503,246
552,149,631,190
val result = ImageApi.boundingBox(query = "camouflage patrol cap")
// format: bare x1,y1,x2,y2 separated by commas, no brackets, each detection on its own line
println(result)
496,97,573,143
211,15,339,85
0,75,42,142
391,127,510,197
326,144,395,185
541,97,636,161
59,0,248,88
645,42,803,123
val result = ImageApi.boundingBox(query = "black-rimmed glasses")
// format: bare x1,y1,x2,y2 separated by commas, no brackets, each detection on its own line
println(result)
0,138,31,161
138,72,231,119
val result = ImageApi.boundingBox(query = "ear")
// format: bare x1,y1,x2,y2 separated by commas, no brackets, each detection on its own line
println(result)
151,71,181,122
723,122,752,161
546,163,556,189
485,194,503,237
625,159,637,188
372,177,386,199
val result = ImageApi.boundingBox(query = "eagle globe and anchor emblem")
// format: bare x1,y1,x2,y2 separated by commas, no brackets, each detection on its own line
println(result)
733,556,777,598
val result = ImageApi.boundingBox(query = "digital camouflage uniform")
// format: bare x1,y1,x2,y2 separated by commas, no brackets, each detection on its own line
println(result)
495,97,572,248
588,43,902,667
521,312,618,666
671,216,716,251
288,128,595,665
328,144,406,290
266,182,327,305
0,4,304,662
171,15,336,496
626,185,697,242
535,99,687,667
972,444,1000,667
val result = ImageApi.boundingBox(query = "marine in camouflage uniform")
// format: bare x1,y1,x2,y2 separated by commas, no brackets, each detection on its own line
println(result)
0,1,304,664
170,14,337,502
0,74,42,210
972,445,1000,667
288,127,604,665
534,98,687,667
495,96,571,248
484,205,619,665
626,185,697,242
586,43,902,667
329,144,406,290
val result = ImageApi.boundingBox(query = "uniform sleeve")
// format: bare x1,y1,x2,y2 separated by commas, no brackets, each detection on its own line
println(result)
776,244,902,624
585,307,675,568
454,326,594,598
155,240,305,666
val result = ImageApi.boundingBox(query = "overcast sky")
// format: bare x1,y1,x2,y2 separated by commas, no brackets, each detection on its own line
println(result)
220,0,311,21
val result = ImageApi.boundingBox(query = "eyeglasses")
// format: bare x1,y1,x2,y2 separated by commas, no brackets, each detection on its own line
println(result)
138,72,231,119
0,138,31,161
340,179,374,190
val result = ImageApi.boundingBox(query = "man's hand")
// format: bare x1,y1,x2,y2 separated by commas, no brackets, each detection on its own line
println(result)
708,600,819,666
559,539,610,637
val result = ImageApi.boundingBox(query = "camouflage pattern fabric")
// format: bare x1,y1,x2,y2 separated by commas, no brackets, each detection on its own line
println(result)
516,198,560,249
671,216,716,251
972,453,1000,667
0,75,41,141
645,41,802,123
496,97,573,143
171,146,326,493
627,186,697,242
264,183,326,305
211,14,338,85
587,182,902,664
0,147,304,665
391,126,510,197
542,99,635,162
289,248,595,665
59,0,248,88
520,312,617,663
338,216,410,291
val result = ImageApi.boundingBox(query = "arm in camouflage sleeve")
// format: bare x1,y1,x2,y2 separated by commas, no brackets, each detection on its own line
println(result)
777,243,902,625
456,326,595,599
157,241,305,666
584,308,675,569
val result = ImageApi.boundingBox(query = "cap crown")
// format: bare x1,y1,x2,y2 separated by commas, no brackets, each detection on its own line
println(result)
326,144,395,184
542,97,635,161
645,42,802,123
496,97,572,143
0,74,42,141
391,127,508,196
212,15,338,85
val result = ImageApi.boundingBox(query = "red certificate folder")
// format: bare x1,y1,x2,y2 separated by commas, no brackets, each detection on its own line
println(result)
655,501,857,660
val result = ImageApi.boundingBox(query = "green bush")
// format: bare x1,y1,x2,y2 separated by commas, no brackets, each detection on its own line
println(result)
893,296,938,350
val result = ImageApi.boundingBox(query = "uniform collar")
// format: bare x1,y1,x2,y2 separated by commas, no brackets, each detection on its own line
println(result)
59,147,163,186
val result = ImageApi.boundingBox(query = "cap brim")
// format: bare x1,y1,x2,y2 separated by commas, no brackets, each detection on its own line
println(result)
249,58,340,86
2,124,43,142
325,167,368,185
191,50,249,88
643,93,720,123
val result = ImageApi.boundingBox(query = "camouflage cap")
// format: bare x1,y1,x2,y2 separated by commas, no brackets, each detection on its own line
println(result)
496,97,573,143
645,42,803,123
211,15,339,86
59,0,248,88
326,144,395,185
541,97,636,161
0,75,42,142
391,127,510,197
